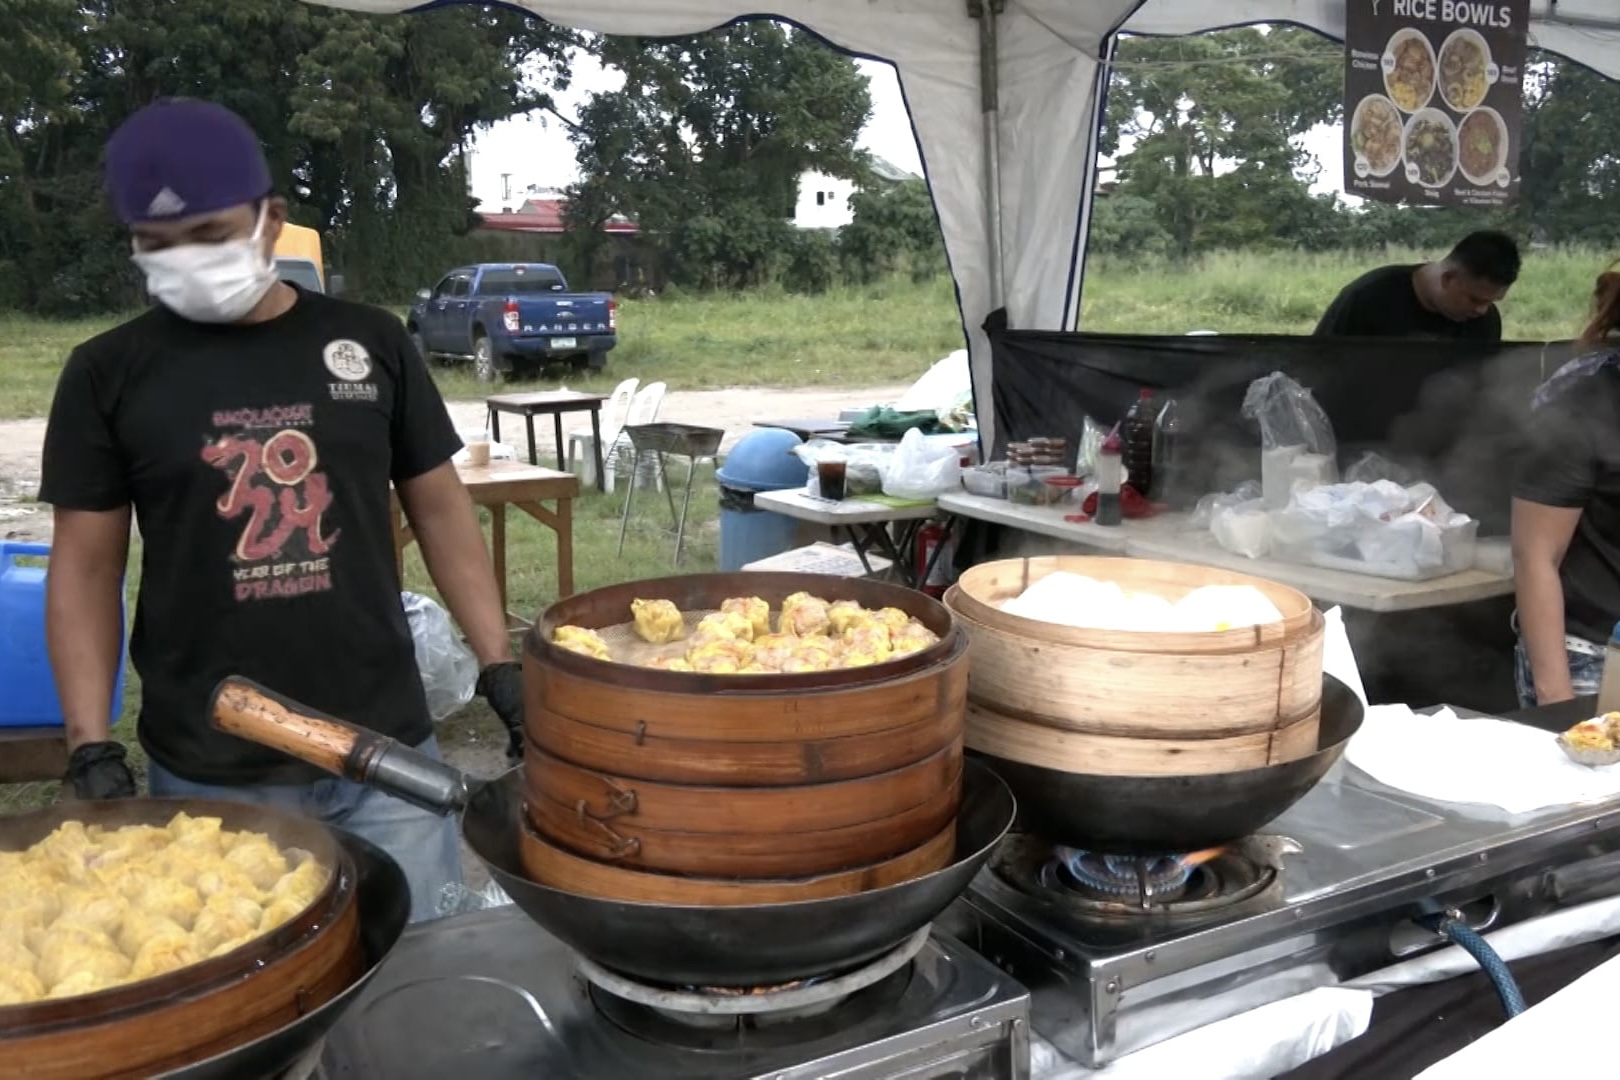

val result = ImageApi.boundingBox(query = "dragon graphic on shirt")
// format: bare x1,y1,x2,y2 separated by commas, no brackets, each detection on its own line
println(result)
202,403,340,602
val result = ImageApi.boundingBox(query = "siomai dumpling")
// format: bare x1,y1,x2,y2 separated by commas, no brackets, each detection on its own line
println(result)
553,625,612,661
55,886,127,938
224,834,290,892
268,855,329,911
128,930,201,980
688,637,754,674
892,619,940,655
116,910,187,958
645,655,693,672
779,592,832,637
46,965,124,1000
721,597,772,639
630,598,687,644
259,895,310,933
167,812,226,858
191,895,262,956
696,610,755,643
827,600,866,636
0,968,44,1006
35,924,124,988
750,633,799,671
134,878,204,930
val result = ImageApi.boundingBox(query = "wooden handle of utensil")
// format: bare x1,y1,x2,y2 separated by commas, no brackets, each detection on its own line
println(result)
210,676,391,784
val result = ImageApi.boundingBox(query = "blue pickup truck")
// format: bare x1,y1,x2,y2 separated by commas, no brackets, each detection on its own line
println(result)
407,263,617,380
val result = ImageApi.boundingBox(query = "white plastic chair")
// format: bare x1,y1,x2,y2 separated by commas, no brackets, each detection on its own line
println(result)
604,381,668,492
566,377,638,486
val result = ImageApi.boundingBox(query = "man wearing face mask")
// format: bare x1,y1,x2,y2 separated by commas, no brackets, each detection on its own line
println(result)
37,98,528,923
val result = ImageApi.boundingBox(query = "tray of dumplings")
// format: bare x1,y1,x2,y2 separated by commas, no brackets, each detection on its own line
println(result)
0,811,333,1007
550,591,945,675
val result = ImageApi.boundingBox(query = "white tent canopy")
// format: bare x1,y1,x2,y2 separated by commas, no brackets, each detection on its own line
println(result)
320,0,1620,451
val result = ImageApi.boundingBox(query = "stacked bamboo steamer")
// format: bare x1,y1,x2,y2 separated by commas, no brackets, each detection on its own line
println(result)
945,556,1324,776
521,572,970,906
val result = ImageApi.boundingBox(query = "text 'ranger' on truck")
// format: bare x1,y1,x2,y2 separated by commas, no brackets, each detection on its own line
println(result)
408,263,618,381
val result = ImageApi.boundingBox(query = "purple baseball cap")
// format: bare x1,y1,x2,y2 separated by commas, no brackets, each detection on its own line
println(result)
105,98,272,225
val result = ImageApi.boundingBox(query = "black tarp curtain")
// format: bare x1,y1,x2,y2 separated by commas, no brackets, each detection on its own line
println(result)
982,309,1575,537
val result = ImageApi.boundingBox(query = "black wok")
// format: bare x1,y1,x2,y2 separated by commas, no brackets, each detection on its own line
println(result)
0,797,408,1079
210,676,1016,989
975,674,1364,855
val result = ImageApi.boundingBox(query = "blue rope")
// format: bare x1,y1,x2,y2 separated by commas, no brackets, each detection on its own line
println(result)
1420,913,1527,1019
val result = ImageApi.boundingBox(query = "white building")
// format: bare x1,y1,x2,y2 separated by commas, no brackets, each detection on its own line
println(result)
793,172,859,229
792,157,918,230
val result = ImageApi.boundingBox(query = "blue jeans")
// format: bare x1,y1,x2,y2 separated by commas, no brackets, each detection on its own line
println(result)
1513,637,1605,709
147,736,465,923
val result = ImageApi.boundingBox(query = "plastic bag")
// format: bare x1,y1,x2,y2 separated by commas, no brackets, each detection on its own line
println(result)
403,591,477,721
1211,499,1272,559
1190,480,1262,530
1241,372,1337,456
882,428,962,500
1344,451,1417,486
435,879,514,918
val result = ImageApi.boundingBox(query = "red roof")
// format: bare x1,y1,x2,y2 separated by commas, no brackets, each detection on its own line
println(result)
478,197,639,235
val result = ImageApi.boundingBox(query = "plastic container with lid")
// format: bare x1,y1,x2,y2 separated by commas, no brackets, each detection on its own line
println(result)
0,541,127,728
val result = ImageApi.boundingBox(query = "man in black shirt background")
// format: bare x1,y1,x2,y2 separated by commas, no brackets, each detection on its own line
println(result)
38,98,527,922
1313,230,1521,341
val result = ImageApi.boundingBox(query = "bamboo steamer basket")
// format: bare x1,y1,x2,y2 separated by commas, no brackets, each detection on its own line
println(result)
524,572,968,885
523,742,963,877
518,818,958,906
965,701,1320,777
524,633,967,786
945,556,1324,773
0,802,363,1080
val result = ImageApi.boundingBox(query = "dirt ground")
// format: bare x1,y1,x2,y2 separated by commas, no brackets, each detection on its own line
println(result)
0,384,907,545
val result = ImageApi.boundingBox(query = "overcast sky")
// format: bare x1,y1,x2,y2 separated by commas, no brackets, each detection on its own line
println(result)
468,55,1348,210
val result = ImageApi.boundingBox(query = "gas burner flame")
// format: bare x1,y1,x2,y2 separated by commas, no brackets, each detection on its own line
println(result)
1057,846,1227,898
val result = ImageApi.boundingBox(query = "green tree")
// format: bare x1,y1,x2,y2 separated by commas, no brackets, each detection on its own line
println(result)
1516,56,1620,248
0,0,581,314
839,178,946,282
563,23,872,290
1102,27,1342,255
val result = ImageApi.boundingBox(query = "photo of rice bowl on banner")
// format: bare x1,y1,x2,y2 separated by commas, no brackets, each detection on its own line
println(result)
1341,0,1530,208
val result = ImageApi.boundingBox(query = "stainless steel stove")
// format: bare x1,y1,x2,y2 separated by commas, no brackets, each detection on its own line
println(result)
313,906,1032,1079
941,753,1620,1068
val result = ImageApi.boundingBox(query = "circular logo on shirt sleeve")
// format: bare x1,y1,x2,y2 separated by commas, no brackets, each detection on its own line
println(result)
323,339,373,382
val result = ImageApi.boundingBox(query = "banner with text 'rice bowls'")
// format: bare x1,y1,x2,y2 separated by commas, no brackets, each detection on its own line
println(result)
1343,0,1529,207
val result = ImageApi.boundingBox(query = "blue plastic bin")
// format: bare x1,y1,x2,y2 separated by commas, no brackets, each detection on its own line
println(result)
0,541,128,728
716,428,808,572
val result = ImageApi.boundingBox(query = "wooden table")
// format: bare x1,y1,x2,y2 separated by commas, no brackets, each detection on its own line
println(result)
937,491,1515,614
754,488,940,586
392,462,580,629
485,390,609,492
753,418,853,442
0,727,69,784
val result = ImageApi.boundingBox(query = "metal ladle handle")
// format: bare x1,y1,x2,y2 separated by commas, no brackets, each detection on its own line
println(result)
210,676,469,816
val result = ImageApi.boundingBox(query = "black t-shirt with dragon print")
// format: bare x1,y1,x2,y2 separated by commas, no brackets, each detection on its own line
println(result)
39,288,462,784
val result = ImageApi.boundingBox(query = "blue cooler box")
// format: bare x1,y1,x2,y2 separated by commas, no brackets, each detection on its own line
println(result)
716,428,808,572
0,541,128,728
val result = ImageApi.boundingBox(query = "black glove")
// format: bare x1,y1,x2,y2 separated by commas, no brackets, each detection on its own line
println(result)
476,661,525,762
66,741,138,800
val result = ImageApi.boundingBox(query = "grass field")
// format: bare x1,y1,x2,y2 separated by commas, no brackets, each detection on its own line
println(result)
3,248,1609,421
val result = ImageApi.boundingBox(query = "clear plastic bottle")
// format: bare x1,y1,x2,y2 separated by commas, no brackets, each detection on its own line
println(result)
1151,397,1182,505
1598,621,1620,714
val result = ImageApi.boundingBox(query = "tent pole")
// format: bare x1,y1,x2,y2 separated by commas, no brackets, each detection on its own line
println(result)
971,0,1006,311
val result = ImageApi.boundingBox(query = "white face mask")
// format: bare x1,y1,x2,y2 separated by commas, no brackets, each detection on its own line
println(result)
132,205,278,324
